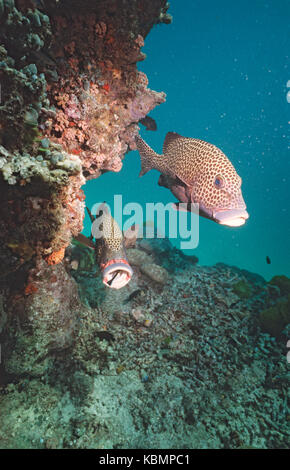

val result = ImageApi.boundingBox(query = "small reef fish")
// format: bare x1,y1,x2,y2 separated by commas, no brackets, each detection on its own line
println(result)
266,256,271,265
135,132,249,227
139,116,157,131
123,289,142,304
76,205,138,289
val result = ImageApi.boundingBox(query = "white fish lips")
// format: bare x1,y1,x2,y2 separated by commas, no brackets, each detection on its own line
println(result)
213,209,249,226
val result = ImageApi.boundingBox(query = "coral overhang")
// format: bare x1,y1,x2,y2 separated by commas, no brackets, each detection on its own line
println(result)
0,0,170,272
0,0,171,380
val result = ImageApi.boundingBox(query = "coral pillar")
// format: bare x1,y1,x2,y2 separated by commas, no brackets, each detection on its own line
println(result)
0,0,171,376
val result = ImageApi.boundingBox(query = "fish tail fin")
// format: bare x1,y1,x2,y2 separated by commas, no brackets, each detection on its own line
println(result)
135,135,159,176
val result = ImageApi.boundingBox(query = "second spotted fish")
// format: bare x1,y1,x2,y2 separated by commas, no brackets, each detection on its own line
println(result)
135,132,249,227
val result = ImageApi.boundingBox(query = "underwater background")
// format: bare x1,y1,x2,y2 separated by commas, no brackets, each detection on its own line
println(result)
0,0,290,450
84,0,290,281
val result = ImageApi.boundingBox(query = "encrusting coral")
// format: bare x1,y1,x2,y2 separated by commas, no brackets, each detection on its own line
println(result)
268,275,290,297
0,0,172,407
0,0,170,267
258,275,290,337
231,279,253,300
2,258,84,377
0,0,169,277
259,295,290,338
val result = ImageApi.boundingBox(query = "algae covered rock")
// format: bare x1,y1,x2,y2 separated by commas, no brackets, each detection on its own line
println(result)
232,279,253,299
259,295,290,337
127,247,169,284
268,275,290,297
1,259,82,377
140,262,169,285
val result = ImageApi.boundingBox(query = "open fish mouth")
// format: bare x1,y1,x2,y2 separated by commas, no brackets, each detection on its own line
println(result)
213,209,249,227
102,260,133,289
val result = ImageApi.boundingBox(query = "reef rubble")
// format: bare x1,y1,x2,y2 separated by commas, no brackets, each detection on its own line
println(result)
0,238,289,449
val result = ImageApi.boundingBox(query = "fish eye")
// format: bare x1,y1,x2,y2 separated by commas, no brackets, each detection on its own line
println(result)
214,175,224,189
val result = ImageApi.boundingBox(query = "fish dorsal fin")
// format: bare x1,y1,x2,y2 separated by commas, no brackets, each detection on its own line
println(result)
163,132,183,156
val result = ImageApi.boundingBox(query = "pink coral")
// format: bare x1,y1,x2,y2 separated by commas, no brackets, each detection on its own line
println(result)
44,10,166,180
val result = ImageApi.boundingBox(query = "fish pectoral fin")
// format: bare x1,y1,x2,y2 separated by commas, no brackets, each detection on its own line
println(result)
172,202,192,212
158,174,169,188
172,202,178,211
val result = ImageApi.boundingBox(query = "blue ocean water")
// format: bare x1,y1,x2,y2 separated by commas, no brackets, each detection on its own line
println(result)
85,0,290,281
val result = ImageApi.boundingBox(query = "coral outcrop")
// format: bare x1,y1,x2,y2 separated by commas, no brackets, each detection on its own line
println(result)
0,238,289,449
259,295,290,338
259,275,290,337
2,258,84,377
0,0,169,274
268,275,290,297
0,0,170,382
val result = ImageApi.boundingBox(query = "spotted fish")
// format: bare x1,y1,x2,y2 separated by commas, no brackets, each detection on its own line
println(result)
76,205,138,289
135,132,249,226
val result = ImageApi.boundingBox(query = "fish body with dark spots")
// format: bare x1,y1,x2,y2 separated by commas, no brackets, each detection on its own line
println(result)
75,204,137,289
135,132,249,227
